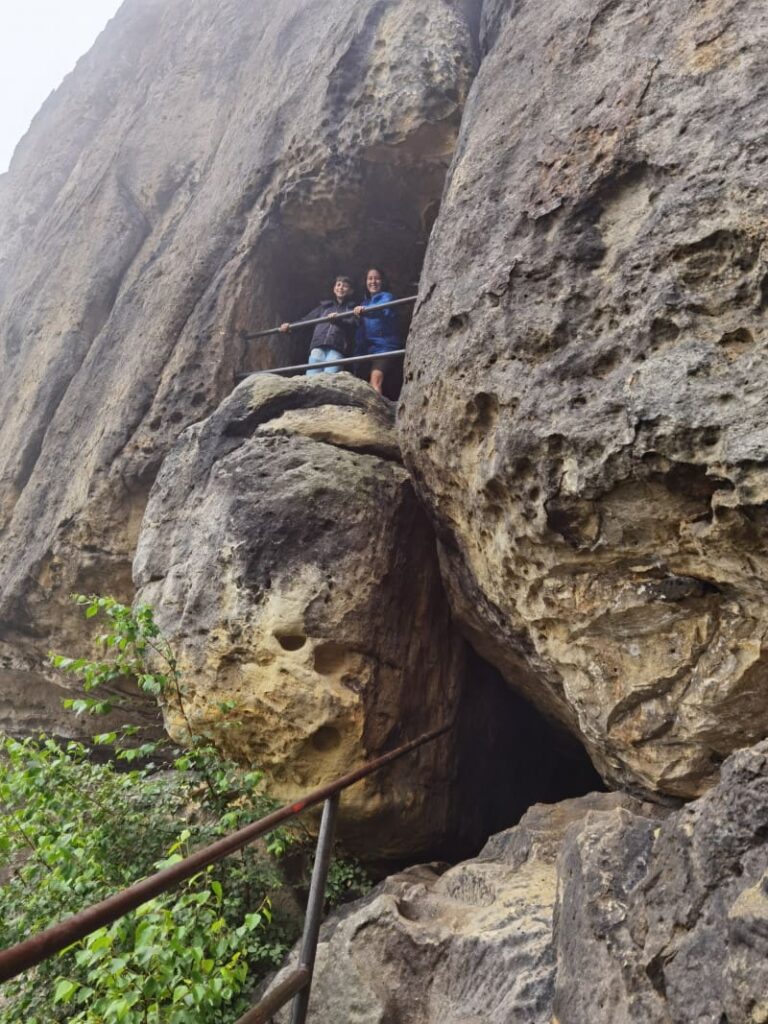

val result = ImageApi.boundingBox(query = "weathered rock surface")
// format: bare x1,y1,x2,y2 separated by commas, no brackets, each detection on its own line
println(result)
134,374,464,855
0,0,478,732
554,739,768,1023
269,792,658,1023
400,0,768,797
269,740,768,1023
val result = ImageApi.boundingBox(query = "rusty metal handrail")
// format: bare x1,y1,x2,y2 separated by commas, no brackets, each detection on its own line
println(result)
0,721,451,986
235,966,310,1024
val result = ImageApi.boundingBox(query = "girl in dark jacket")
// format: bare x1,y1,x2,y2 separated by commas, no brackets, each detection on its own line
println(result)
354,268,400,394
279,275,357,374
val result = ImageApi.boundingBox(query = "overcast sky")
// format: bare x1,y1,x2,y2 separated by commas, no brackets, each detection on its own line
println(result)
0,0,122,173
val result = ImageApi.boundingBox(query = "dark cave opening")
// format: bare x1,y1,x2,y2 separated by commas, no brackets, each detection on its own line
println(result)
234,157,445,390
443,647,606,863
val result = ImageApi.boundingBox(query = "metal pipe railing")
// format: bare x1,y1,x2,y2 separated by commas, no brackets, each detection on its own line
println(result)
244,296,417,340
236,347,405,381
289,794,339,1024
0,720,451,985
234,967,310,1024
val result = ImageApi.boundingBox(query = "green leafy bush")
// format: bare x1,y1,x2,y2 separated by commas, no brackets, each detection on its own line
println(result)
50,594,189,726
0,734,292,1024
0,595,370,1023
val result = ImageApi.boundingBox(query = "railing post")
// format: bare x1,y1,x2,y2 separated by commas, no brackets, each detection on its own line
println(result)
289,794,340,1024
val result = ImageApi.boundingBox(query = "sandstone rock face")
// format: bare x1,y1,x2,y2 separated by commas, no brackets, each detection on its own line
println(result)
269,792,657,1023
400,0,768,797
269,740,768,1024
134,374,464,856
554,739,768,1023
0,0,478,731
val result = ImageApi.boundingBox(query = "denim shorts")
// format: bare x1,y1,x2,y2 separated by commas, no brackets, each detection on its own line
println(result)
307,348,344,375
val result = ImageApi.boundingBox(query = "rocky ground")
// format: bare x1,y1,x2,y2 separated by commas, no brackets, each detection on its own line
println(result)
271,741,768,1023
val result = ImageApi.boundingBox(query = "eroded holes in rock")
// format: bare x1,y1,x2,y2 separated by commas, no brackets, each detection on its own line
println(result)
394,897,427,922
547,433,567,456
448,313,469,333
671,228,760,285
718,326,755,357
758,274,768,312
464,392,499,439
649,317,680,352
645,953,669,999
313,642,348,675
545,497,599,549
592,347,622,378
483,476,506,513
657,461,734,507
275,632,307,652
310,725,341,752
472,392,498,430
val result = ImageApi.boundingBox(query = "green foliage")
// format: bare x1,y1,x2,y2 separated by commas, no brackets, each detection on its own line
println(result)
0,735,292,1024
0,594,371,1023
324,857,371,906
50,595,188,730
55,877,268,1024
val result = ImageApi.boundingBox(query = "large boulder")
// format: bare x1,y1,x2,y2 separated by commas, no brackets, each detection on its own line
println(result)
399,0,768,797
554,739,768,1023
134,373,464,856
0,0,478,731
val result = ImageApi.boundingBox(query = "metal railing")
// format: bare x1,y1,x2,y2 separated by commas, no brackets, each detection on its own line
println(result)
0,721,451,1024
244,296,417,340
236,347,405,381
236,294,415,380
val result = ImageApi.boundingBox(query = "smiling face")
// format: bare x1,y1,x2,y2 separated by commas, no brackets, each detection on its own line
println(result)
334,278,353,302
366,269,383,295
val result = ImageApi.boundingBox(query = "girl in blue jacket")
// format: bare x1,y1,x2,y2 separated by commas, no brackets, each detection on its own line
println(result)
354,268,400,395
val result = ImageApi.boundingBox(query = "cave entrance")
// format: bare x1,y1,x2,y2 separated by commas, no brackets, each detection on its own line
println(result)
233,154,444,398
446,649,607,862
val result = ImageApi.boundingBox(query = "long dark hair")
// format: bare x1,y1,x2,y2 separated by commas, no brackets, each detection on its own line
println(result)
363,267,389,297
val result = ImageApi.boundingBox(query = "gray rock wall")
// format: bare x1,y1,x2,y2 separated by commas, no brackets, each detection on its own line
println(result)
270,792,656,1024
400,0,768,798
554,740,768,1023
0,0,478,729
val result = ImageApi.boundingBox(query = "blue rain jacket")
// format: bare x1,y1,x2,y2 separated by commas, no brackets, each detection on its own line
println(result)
355,291,400,356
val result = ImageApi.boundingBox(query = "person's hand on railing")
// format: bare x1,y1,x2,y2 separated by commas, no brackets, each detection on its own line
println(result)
353,305,364,316
279,323,291,332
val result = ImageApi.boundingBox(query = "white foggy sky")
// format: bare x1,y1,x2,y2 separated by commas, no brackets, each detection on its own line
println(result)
0,0,122,173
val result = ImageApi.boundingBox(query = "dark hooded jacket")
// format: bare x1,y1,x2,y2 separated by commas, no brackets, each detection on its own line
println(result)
300,298,358,357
